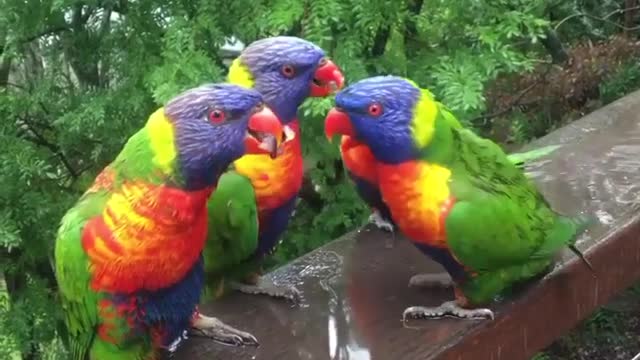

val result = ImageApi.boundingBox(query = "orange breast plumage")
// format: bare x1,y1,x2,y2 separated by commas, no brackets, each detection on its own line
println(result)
340,135,378,185
233,121,304,212
82,180,212,294
377,161,455,247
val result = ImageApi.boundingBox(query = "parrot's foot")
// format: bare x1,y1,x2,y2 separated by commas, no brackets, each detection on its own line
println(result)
368,210,394,233
408,273,453,288
368,210,395,248
189,314,258,347
402,301,494,321
231,280,302,306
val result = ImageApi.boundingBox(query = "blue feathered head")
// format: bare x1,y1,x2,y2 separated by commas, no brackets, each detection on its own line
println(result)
229,36,344,123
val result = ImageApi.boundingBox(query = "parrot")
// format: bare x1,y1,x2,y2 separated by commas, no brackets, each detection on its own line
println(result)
324,75,593,321
54,83,285,359
196,36,345,308
337,87,560,280
339,97,561,235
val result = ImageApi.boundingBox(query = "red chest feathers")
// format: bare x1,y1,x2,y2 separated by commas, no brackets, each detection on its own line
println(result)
82,182,212,294
340,135,378,185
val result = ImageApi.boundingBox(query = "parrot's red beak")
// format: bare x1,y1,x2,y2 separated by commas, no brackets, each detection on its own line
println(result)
245,105,285,159
310,58,345,97
324,107,354,142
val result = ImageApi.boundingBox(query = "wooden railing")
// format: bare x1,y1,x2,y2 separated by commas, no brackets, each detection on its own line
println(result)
176,89,640,360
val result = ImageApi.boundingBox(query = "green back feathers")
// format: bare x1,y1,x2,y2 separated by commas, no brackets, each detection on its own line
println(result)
55,108,183,360
110,108,183,186
409,84,559,169
434,126,591,302
55,190,110,360
389,80,592,303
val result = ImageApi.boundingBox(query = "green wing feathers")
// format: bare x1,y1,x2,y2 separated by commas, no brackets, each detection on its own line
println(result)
530,214,593,259
438,128,589,304
55,191,109,360
203,171,259,298
507,145,562,169
437,101,561,168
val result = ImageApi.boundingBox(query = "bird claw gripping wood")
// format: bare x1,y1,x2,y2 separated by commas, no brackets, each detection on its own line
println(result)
189,314,259,347
368,210,394,233
231,280,303,306
402,301,494,322
368,210,396,248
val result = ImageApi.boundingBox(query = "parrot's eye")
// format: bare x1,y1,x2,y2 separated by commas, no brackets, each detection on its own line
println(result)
281,64,296,78
208,108,226,124
367,103,383,117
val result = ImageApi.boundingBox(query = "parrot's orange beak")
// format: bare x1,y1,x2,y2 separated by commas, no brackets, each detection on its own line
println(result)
245,105,284,159
310,58,345,97
324,107,354,142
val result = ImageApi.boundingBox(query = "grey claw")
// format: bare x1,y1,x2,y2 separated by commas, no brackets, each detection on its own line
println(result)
231,281,303,307
189,315,259,347
402,301,494,321
368,211,394,233
269,284,302,307
284,286,302,305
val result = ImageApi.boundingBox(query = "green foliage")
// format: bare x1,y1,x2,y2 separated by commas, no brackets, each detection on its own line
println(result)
530,353,552,360
551,0,631,41
600,61,640,104
1,0,639,358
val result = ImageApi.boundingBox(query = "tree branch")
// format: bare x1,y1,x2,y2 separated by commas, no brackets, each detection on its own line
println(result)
624,0,638,34
370,26,390,58
363,24,391,73
540,28,569,64
554,5,640,32
0,24,70,56
19,116,79,179
98,8,113,86
405,0,424,38
0,55,11,86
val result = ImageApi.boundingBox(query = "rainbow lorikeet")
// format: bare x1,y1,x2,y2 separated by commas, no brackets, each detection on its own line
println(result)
54,84,285,359
334,88,561,275
324,76,592,321
337,99,561,236
197,36,344,307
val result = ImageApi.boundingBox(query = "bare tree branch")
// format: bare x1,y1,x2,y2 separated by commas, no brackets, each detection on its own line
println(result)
0,55,11,86
554,5,640,31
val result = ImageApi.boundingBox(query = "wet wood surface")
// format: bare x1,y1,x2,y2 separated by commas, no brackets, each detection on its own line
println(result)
176,89,640,360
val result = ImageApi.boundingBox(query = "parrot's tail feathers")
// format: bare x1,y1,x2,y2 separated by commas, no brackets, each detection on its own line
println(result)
571,214,596,236
568,244,595,274
508,145,562,168
69,336,93,360
565,214,596,275
531,213,593,261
